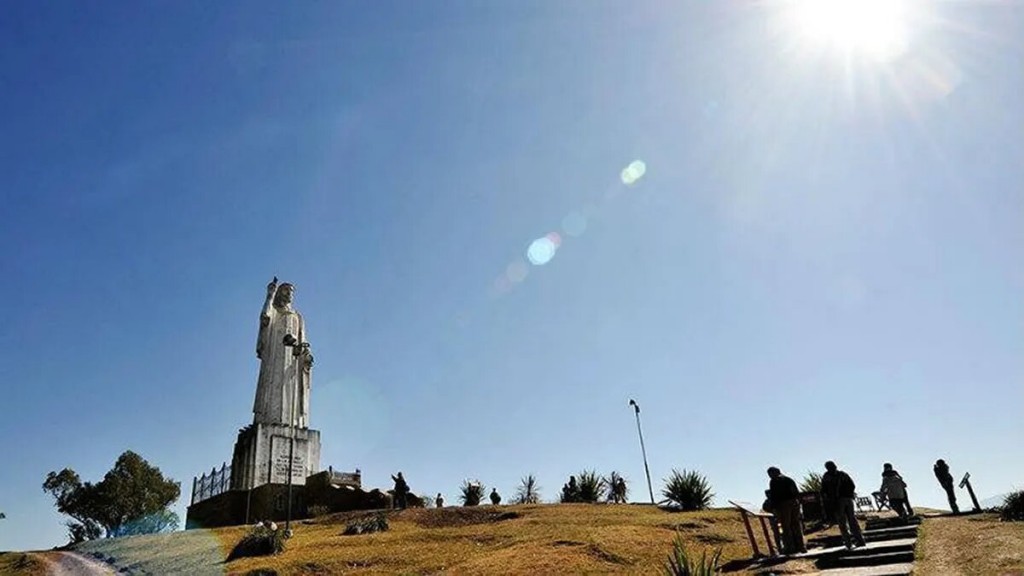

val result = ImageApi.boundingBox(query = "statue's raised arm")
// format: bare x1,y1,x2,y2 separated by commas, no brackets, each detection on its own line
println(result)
256,277,278,359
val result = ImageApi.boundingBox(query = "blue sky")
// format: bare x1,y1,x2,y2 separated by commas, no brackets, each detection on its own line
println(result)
2,1,1022,551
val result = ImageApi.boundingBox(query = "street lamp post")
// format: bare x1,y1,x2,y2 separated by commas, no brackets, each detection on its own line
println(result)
628,399,656,505
282,334,307,537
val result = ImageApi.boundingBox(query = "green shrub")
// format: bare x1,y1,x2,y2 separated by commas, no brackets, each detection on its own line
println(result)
1000,490,1024,522
577,470,606,503
227,523,286,561
664,532,721,575
460,480,485,506
800,472,822,493
307,505,331,518
662,469,714,511
513,474,542,505
343,512,389,535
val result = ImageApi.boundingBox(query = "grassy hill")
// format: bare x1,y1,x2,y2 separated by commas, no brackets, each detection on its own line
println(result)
23,504,754,575
5,506,1022,574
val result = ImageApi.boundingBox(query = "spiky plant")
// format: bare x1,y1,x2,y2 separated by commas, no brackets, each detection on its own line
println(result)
460,480,485,506
577,470,606,503
662,469,714,511
606,471,629,503
513,474,542,505
800,471,822,494
664,532,721,576
1001,490,1024,522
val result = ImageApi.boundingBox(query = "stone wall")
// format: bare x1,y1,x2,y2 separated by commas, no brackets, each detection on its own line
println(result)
185,483,307,529
186,472,392,529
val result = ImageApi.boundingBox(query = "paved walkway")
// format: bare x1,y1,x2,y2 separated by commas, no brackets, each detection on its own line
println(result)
37,551,115,576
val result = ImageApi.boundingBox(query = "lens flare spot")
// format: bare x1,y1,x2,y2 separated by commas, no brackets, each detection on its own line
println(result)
621,160,647,185
527,236,558,266
506,260,529,283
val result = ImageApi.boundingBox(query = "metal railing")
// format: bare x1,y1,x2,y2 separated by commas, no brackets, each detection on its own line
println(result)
191,463,232,505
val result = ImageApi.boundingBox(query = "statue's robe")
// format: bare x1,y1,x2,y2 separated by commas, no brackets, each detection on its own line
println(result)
253,302,311,427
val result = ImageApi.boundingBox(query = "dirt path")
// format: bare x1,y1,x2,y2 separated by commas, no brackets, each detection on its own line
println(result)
37,551,115,575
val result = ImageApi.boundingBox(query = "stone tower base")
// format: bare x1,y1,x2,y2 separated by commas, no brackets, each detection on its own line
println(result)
230,423,321,490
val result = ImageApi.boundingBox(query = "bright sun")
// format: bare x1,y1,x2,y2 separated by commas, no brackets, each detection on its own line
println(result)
790,0,910,61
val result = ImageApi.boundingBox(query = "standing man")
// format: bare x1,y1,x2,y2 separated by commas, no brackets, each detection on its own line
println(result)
392,472,410,510
767,467,806,554
933,459,960,514
821,461,866,548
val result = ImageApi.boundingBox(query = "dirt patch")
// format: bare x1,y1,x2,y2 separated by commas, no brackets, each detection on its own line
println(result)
694,532,735,545
673,521,706,530
585,544,631,565
408,507,521,529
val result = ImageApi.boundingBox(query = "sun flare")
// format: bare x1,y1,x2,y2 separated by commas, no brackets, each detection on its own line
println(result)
789,0,910,61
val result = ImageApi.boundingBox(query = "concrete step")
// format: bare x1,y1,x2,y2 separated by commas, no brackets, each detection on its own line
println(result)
811,563,914,576
827,550,916,568
864,516,921,530
810,527,918,548
814,540,917,569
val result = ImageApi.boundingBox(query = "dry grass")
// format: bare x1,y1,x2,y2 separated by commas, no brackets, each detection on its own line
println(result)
0,551,47,575
915,513,1024,575
220,504,754,574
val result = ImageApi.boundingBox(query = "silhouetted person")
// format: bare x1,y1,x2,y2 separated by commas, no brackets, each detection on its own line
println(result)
612,477,627,503
490,488,501,505
767,467,806,554
562,475,579,503
392,471,410,509
880,463,911,520
435,493,444,508
933,459,959,514
821,461,865,549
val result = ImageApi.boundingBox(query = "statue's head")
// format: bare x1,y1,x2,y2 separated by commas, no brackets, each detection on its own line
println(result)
274,283,295,307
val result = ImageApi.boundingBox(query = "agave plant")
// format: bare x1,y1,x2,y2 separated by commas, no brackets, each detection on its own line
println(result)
577,470,607,503
662,469,714,511
664,532,721,576
606,471,629,503
460,480,485,506
513,474,542,505
800,471,822,494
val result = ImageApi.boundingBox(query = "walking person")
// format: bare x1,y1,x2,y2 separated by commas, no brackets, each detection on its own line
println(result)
880,463,911,520
435,493,444,508
767,467,807,554
821,461,866,549
933,459,960,514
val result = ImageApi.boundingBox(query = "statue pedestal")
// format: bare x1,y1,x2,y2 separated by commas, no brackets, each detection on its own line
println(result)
230,423,321,490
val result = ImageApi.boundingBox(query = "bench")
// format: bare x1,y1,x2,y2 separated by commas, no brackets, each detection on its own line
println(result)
729,500,782,559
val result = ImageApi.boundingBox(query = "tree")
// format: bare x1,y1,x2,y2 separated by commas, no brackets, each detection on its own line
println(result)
43,450,181,542
513,474,542,505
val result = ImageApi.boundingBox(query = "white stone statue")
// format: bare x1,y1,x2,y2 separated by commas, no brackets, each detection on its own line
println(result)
253,277,313,428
